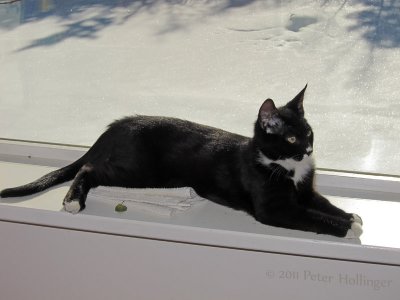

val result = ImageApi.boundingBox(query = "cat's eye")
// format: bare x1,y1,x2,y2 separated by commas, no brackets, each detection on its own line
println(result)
307,131,312,137
287,136,296,144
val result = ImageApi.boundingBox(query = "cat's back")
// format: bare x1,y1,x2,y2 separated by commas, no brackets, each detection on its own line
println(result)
85,115,251,192
109,115,248,145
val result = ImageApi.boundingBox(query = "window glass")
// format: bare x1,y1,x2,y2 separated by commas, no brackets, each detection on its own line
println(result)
1,0,399,175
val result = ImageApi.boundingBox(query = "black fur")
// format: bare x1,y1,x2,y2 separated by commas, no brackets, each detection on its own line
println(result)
0,86,361,237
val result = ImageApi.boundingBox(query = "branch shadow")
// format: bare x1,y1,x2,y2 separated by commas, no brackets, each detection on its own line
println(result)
1,0,263,52
347,0,400,49
17,16,114,51
10,0,159,52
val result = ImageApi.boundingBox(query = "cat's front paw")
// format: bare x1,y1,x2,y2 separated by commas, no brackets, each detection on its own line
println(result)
344,222,363,239
351,214,363,225
64,200,82,214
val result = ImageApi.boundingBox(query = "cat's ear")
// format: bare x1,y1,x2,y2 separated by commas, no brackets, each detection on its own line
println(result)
286,84,307,116
258,98,281,133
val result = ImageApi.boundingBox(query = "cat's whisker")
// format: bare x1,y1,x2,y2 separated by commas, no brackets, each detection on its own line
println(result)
268,168,276,182
268,166,280,182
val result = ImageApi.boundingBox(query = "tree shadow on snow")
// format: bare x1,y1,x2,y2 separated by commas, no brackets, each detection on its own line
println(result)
4,0,397,51
347,0,400,49
0,0,261,52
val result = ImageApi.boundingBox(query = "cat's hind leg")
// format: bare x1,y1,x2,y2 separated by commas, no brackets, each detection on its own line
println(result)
63,164,98,214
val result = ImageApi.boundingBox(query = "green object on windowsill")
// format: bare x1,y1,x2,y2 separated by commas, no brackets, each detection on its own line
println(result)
115,202,127,212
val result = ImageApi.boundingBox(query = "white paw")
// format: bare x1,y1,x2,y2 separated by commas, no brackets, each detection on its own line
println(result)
64,200,81,214
345,222,363,239
351,214,363,225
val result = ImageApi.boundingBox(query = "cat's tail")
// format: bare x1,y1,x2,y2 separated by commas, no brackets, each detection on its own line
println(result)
0,158,85,198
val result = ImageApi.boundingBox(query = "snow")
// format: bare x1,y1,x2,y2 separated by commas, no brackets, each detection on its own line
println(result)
0,0,399,175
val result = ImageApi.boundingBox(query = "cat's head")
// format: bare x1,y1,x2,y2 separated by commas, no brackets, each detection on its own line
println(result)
254,85,314,161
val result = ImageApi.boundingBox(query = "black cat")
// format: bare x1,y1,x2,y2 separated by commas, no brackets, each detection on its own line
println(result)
1,86,362,238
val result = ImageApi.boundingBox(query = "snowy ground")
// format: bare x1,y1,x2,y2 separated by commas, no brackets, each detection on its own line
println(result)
0,0,399,175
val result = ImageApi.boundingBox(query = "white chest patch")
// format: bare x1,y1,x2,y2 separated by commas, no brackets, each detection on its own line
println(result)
258,152,315,186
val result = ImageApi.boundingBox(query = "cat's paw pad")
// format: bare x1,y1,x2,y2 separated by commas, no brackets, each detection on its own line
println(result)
345,222,363,239
64,200,81,214
351,214,363,225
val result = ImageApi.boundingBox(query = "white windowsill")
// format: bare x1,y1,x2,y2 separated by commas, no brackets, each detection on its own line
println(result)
0,140,399,266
